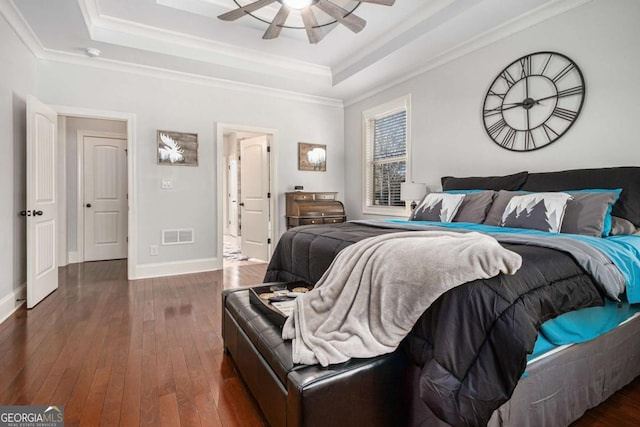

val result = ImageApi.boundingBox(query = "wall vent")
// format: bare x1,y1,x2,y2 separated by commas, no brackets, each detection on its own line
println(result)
162,228,194,245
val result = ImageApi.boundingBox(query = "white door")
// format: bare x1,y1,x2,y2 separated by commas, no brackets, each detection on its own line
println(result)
26,96,58,309
228,157,239,237
83,136,128,261
240,136,270,261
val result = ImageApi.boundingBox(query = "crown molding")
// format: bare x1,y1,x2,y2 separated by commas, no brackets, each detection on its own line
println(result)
2,0,341,108
41,49,343,108
0,0,45,58
343,0,595,107
78,0,331,81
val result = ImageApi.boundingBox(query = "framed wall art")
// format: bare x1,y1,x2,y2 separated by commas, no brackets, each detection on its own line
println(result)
298,142,326,171
157,130,198,166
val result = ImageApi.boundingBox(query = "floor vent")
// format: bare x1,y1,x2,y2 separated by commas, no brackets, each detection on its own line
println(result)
162,228,194,245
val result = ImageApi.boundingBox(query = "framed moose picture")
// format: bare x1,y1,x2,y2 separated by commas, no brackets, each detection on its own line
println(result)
157,130,198,166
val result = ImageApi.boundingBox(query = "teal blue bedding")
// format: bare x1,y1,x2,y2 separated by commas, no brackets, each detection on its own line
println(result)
385,220,640,303
528,301,640,361
383,219,640,360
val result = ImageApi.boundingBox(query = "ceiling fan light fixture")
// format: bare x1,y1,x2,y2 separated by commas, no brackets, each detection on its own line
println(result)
282,0,313,10
218,0,396,43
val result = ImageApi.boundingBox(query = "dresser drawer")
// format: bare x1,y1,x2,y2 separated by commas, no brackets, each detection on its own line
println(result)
291,193,314,201
299,218,323,225
324,217,345,224
314,193,337,200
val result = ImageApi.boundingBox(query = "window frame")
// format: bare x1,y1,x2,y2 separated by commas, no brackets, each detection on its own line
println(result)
361,94,412,216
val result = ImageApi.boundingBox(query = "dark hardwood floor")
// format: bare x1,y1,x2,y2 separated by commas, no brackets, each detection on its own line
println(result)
0,259,638,426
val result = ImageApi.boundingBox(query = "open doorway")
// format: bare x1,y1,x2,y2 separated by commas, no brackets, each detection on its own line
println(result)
219,126,276,267
62,117,128,264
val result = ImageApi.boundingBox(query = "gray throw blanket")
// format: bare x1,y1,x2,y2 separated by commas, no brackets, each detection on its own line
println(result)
282,231,522,366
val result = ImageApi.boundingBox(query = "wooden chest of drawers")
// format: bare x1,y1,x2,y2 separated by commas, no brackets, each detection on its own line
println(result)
285,192,346,229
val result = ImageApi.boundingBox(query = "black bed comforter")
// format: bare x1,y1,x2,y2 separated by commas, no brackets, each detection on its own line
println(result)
265,222,607,426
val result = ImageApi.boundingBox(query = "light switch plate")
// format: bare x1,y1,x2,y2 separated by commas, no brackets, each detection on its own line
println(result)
161,178,173,189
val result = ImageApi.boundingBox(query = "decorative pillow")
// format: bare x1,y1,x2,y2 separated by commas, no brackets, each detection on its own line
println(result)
486,189,621,237
445,190,496,223
441,171,528,191
484,190,521,226
501,192,573,233
610,216,637,236
560,190,621,237
411,193,465,222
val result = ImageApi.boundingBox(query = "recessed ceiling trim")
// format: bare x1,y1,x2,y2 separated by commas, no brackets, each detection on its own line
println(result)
41,48,343,108
0,0,45,58
79,0,332,81
77,0,101,39
332,0,458,84
343,0,595,106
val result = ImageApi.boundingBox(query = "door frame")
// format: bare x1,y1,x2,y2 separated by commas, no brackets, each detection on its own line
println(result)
226,155,239,237
76,130,128,263
216,123,278,268
53,105,137,280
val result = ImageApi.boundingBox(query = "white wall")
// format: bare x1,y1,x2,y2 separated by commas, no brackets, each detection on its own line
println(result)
344,0,640,220
37,62,344,273
0,14,37,320
64,117,127,254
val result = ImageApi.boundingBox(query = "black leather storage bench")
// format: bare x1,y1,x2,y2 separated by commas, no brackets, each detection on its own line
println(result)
222,286,412,427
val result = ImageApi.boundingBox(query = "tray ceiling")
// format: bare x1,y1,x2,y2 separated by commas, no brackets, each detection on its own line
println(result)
9,0,593,103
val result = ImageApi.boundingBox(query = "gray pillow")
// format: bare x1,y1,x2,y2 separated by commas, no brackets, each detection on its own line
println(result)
448,191,496,223
610,216,637,235
560,192,619,237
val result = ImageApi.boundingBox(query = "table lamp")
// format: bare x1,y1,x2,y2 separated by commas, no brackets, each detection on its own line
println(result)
400,182,428,210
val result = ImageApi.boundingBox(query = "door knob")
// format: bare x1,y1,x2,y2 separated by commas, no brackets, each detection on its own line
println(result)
86,203,92,208
33,210,43,216
239,202,245,207
19,210,31,216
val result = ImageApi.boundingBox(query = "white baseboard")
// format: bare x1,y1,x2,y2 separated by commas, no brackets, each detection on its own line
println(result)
0,284,26,325
68,251,79,264
134,257,221,279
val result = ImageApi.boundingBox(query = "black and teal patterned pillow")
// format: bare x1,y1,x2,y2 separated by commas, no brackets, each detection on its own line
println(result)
411,193,465,222
501,193,573,233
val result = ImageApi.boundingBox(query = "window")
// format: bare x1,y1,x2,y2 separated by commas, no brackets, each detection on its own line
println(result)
362,95,411,215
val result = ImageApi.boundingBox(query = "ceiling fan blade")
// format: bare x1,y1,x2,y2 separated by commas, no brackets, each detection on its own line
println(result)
315,0,366,33
301,8,325,44
263,5,290,39
218,0,276,21
357,0,396,5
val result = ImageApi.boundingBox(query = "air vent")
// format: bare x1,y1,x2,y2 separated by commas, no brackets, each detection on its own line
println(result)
162,228,194,245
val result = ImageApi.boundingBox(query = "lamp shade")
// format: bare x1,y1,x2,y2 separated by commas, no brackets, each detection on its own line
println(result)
400,182,427,201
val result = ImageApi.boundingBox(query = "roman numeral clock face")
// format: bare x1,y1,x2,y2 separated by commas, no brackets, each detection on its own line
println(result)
482,52,585,151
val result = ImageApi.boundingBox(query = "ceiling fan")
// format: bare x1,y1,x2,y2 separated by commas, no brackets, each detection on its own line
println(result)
218,0,396,44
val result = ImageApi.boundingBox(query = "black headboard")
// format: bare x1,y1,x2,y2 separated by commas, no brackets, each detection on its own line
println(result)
442,167,640,227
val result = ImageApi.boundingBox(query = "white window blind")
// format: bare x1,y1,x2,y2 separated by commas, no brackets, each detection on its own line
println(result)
362,95,410,215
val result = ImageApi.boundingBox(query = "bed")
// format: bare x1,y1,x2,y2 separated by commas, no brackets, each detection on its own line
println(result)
264,167,640,427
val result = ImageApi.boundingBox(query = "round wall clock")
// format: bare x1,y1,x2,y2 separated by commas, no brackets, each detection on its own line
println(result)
482,51,585,152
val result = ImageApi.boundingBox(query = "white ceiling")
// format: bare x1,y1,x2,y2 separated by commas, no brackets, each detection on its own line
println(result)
9,0,592,104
